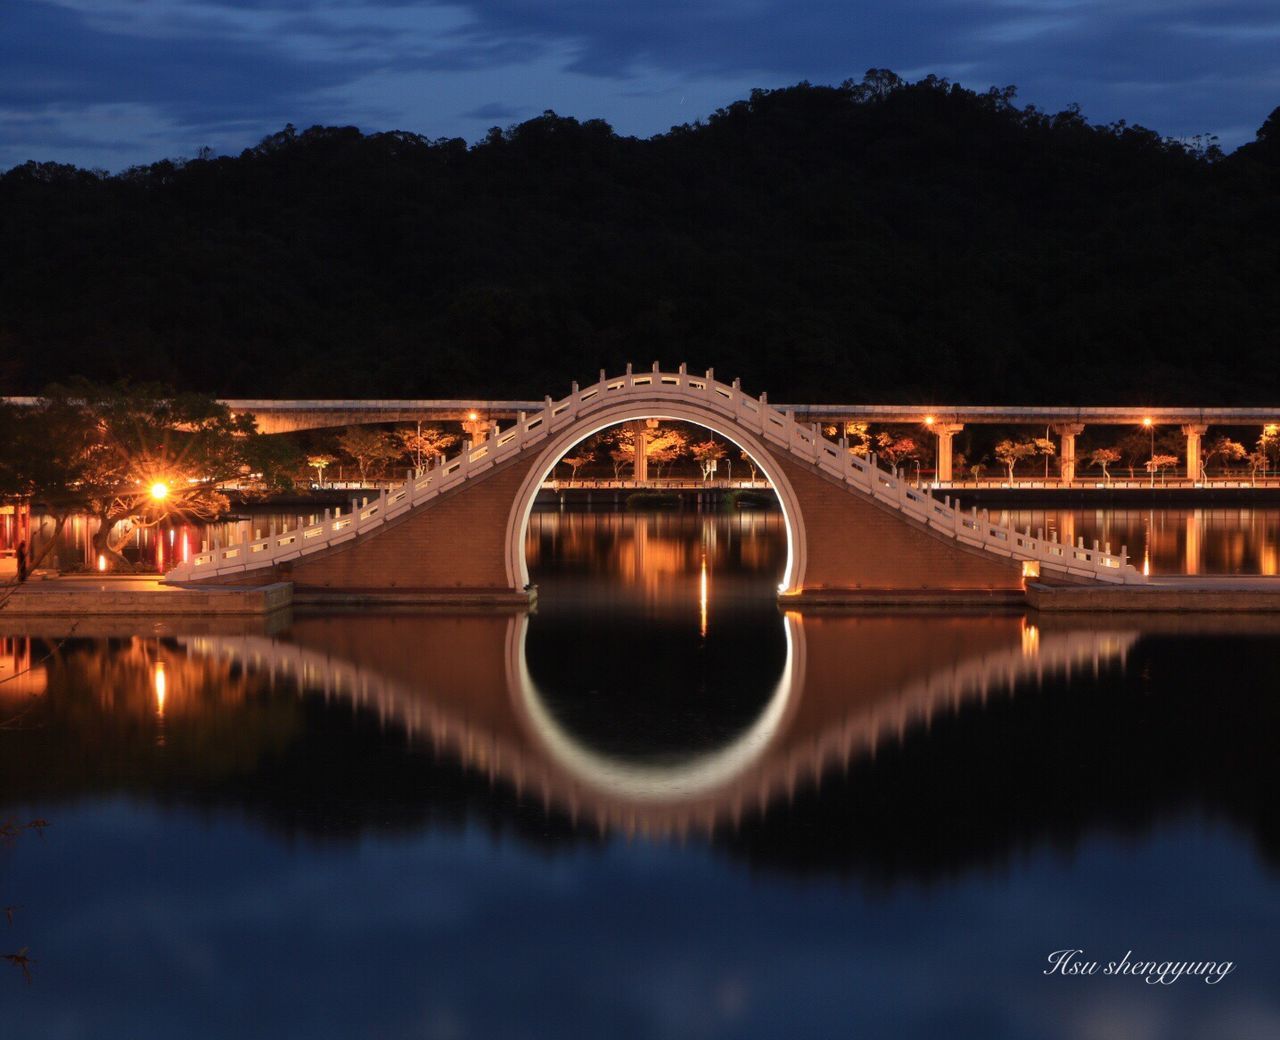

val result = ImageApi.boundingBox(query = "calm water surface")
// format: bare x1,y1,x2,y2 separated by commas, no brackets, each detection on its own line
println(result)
3,508,1279,1038
27,503,1280,576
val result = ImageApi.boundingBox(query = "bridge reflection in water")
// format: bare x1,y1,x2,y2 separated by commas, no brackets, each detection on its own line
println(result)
176,610,1137,836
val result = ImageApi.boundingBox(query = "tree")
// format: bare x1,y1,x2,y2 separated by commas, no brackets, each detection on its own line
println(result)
3,383,273,571
1201,435,1245,478
1248,450,1269,480
608,424,687,478
993,438,1038,481
1089,448,1120,484
308,454,337,485
740,450,759,480
646,427,689,476
1146,454,1179,485
1114,431,1152,479
1257,426,1280,476
824,421,873,458
874,432,919,469
395,425,458,471
690,438,727,480
337,427,400,482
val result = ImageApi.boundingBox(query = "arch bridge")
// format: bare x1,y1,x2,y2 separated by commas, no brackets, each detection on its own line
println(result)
165,366,1145,600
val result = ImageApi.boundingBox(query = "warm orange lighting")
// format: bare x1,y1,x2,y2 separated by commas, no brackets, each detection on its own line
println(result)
1022,560,1040,579
149,481,169,501
1142,417,1153,428
1020,618,1040,658
468,411,478,422
97,554,106,572
153,660,167,716
924,415,935,427
699,554,708,638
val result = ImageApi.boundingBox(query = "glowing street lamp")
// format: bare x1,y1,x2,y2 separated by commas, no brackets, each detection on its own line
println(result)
150,481,170,502
1144,417,1155,488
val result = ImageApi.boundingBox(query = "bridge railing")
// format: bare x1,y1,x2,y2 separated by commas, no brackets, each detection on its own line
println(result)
165,364,1143,585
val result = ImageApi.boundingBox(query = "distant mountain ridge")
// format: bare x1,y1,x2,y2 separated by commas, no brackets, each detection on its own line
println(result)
2,72,1277,404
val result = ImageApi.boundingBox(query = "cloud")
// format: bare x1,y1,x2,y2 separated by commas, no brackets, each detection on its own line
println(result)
2,0,1278,169
461,100,524,121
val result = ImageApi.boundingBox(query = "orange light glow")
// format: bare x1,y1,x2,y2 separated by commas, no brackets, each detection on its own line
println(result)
153,660,167,716
924,415,935,427
699,554,708,638
1142,417,1153,428
149,481,169,501
1020,619,1040,658
97,554,106,572
468,411,478,422
1022,560,1040,579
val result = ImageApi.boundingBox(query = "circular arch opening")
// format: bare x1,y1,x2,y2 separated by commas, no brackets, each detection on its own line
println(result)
503,401,808,594
506,613,804,803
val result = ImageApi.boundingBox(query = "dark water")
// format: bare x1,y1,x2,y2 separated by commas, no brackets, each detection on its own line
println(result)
3,509,1279,1037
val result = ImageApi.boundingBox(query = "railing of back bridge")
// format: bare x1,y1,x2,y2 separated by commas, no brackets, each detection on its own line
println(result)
164,364,1145,585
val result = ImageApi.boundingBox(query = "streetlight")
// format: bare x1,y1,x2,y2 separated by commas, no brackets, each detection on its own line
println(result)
923,417,934,485
1143,418,1154,488
150,481,169,502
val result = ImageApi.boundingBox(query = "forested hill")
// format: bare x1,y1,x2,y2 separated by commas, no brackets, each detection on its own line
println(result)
2,72,1278,405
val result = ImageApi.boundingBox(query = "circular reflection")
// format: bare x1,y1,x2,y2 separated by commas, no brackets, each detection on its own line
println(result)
512,611,801,802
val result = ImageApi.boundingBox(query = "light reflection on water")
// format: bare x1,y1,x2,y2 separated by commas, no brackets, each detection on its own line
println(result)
3,510,1280,1037
23,502,1280,575
993,506,1280,575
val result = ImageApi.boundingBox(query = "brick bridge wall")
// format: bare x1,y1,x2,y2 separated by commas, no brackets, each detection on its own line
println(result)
202,443,1022,593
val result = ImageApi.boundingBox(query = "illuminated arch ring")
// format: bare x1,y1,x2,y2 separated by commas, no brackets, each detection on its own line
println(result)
505,612,805,803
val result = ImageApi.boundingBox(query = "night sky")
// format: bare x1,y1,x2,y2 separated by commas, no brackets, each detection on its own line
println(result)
4,1,1280,170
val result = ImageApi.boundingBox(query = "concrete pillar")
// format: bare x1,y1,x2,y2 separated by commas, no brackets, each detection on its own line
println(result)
1181,424,1207,481
1052,423,1085,485
933,423,964,482
463,416,494,449
628,419,650,481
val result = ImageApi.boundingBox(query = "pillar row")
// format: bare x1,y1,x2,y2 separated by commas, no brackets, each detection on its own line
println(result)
1052,423,1085,485
933,423,964,482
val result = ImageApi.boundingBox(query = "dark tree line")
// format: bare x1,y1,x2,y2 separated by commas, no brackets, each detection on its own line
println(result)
1,71,1278,404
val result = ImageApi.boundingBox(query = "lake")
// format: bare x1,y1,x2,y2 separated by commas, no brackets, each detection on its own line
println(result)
2,509,1277,1037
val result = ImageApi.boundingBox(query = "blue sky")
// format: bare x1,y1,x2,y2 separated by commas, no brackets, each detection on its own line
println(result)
3,0,1280,170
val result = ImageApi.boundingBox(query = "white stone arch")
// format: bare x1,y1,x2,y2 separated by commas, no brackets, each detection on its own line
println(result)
503,399,809,594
